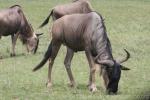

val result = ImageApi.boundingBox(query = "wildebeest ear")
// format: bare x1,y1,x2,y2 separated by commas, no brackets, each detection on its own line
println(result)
97,59,114,67
36,33,44,37
120,65,130,70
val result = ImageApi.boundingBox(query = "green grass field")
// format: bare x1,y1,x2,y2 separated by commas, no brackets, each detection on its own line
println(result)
0,0,150,100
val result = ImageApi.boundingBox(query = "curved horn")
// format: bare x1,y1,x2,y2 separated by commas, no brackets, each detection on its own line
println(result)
117,49,130,64
120,65,130,70
33,38,39,54
36,33,44,37
97,59,114,67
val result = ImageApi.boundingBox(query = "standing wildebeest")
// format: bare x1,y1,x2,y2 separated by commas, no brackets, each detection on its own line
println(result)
0,5,42,56
39,0,93,28
38,0,93,88
33,12,130,94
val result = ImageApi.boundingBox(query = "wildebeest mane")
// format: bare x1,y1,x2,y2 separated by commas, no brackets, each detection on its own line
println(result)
91,11,113,61
19,10,34,45
92,11,106,31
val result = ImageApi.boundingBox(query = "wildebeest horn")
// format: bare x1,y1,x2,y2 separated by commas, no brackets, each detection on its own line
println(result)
97,59,114,67
120,65,130,70
36,33,43,37
117,49,130,64
34,38,39,54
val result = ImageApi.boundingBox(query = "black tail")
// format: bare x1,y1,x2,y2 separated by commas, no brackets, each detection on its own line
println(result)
33,41,53,71
38,9,53,28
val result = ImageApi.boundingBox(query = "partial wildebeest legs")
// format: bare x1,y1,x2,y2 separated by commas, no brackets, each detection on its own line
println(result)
85,50,97,92
26,44,29,53
11,33,19,56
47,58,54,88
64,47,75,87
47,41,61,88
0,38,2,58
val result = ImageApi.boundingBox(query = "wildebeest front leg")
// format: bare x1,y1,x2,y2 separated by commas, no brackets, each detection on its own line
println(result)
47,42,61,88
85,50,97,92
64,47,75,87
11,33,19,56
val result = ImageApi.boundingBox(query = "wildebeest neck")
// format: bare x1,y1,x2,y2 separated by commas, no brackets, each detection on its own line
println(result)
91,18,113,61
19,22,34,44
20,13,33,37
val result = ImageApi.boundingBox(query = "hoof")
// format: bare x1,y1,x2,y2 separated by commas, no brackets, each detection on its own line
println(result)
88,84,97,93
46,82,52,88
10,53,16,57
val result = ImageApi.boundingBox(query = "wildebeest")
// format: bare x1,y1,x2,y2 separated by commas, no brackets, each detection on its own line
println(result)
39,0,93,28
0,5,42,56
33,12,130,94
38,0,93,88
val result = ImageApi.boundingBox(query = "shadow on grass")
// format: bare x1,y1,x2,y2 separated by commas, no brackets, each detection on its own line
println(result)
124,86,150,100
133,88,150,100
0,51,44,60
77,84,88,90
0,53,26,60
77,84,106,93
77,84,123,95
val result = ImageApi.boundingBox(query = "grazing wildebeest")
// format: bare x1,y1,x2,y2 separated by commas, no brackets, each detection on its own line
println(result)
38,0,93,88
33,12,130,94
39,0,93,28
0,5,42,56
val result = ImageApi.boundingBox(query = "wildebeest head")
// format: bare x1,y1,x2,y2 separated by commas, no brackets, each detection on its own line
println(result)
26,32,43,54
23,24,43,54
97,49,130,94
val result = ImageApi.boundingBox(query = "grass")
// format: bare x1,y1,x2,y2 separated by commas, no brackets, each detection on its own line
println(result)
0,0,150,100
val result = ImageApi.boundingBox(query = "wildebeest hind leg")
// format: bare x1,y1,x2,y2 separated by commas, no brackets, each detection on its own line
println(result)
85,50,97,92
47,58,54,88
64,47,76,87
47,42,61,88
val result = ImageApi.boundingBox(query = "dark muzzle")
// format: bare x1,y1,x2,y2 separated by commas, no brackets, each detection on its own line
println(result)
107,80,118,95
